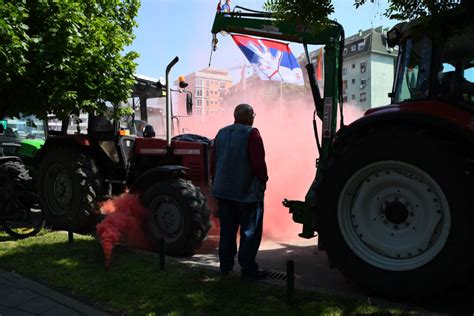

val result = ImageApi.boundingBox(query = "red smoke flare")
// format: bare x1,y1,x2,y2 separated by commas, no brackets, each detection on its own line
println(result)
96,193,153,269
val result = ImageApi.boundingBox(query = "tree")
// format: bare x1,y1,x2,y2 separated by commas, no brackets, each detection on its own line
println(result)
264,0,470,25
355,0,468,21
263,0,334,33
0,0,140,120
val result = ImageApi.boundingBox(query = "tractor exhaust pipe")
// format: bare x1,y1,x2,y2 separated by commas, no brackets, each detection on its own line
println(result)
166,56,179,147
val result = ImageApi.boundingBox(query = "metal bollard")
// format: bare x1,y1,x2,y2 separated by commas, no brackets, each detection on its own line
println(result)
68,218,74,244
286,260,295,304
159,238,165,271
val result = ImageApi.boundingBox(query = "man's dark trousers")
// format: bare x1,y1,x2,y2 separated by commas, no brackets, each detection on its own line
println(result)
218,198,263,277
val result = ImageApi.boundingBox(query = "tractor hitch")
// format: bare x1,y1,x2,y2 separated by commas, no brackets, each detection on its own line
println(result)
282,198,305,223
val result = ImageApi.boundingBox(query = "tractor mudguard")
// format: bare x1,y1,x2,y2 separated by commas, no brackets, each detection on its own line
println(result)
129,165,188,194
335,103,474,148
0,156,23,164
36,135,91,162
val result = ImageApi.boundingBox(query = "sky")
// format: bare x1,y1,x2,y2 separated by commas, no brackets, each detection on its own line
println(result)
127,0,396,83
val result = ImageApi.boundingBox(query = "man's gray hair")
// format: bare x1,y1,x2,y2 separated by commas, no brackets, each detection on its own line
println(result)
234,103,253,121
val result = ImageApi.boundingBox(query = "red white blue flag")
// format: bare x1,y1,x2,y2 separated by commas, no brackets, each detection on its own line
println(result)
231,34,304,86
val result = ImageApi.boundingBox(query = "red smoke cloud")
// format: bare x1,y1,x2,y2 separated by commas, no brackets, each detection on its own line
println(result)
96,194,153,269
96,87,365,264
180,89,364,243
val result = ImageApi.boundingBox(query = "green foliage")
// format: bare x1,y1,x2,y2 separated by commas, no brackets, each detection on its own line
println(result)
0,0,140,120
263,0,335,33
355,0,465,20
263,0,469,32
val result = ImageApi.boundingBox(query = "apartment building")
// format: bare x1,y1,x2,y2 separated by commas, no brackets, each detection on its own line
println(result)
180,68,233,118
342,26,398,109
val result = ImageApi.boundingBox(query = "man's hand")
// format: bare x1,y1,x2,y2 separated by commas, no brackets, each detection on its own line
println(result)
247,39,282,80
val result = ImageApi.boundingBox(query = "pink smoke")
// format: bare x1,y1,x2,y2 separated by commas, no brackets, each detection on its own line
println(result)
180,90,364,243
96,193,153,269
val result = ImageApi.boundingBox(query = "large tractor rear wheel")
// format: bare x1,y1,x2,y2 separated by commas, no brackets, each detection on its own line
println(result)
140,178,211,256
318,126,472,297
38,148,101,232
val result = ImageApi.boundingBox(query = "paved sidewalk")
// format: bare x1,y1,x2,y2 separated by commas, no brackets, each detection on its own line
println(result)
0,269,108,316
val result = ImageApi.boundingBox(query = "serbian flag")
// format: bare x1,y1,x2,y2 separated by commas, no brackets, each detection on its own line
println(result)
231,34,304,86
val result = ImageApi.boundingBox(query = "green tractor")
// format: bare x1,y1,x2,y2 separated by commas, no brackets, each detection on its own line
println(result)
0,118,45,238
212,6,473,297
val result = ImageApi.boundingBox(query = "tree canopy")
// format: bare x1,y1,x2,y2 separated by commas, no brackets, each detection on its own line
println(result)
264,0,470,29
0,0,140,120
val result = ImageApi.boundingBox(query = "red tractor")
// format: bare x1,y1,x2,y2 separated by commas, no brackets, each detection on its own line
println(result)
37,57,213,256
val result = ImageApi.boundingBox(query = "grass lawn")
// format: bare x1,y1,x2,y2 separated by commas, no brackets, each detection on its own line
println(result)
0,231,417,315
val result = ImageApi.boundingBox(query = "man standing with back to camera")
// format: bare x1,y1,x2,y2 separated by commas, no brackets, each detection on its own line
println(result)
211,103,268,280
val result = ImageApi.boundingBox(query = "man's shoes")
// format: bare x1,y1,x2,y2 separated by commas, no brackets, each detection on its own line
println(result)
241,269,268,281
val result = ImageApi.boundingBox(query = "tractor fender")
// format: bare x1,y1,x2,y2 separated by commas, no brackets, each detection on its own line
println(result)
0,156,23,164
335,109,474,148
129,165,188,195
35,135,91,162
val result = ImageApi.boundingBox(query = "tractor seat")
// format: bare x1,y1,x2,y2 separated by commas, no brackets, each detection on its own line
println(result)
143,125,155,138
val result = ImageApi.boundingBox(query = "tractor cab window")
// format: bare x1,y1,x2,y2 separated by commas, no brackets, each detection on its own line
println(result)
128,97,166,139
435,25,474,106
394,36,432,103
2,115,45,140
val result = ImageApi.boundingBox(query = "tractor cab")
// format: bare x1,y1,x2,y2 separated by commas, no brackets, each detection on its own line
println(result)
387,12,474,109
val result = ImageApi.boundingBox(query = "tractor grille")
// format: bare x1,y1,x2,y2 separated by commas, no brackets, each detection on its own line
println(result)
266,270,288,281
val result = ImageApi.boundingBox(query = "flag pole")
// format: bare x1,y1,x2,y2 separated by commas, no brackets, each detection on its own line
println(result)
280,80,283,121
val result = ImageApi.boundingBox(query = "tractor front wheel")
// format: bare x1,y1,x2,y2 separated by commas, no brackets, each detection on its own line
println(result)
140,178,211,256
0,161,45,239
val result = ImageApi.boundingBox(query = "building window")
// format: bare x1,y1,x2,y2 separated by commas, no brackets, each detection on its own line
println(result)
196,99,202,107
352,63,355,69
360,92,366,102
206,90,209,97
343,48,347,56
196,109,202,117
342,80,347,93
206,100,209,106
342,67,347,75
343,96,348,103
219,91,225,98
196,79,202,87
205,80,209,88
358,41,365,50
196,89,202,97
351,45,356,52
352,94,355,100
352,78,355,84
220,82,225,89
360,61,367,73
220,100,224,107
360,78,367,89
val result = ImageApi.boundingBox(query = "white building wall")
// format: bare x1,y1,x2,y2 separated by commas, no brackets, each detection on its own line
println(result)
369,53,395,108
343,54,371,110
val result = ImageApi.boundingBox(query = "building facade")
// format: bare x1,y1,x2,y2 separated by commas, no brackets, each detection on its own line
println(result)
341,26,398,110
180,68,233,119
